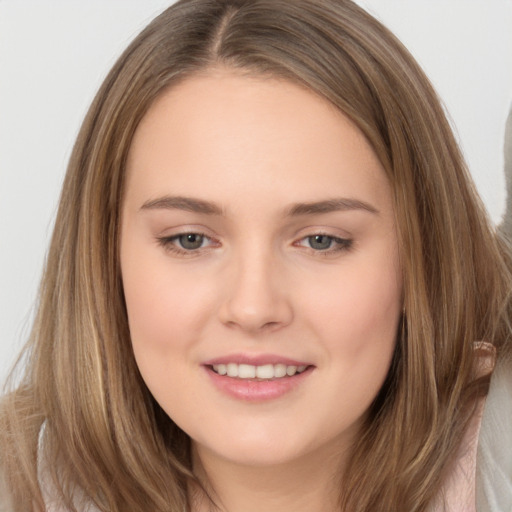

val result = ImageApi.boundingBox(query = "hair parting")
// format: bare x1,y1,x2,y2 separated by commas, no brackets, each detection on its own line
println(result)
1,1,511,511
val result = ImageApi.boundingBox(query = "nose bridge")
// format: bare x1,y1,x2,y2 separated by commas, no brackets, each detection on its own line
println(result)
219,238,292,332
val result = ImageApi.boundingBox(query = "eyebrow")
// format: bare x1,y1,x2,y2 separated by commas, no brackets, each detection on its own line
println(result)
285,198,379,216
139,195,379,216
140,196,224,215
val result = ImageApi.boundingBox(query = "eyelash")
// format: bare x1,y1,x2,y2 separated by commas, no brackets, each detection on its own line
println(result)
157,232,217,256
295,234,353,255
156,232,353,256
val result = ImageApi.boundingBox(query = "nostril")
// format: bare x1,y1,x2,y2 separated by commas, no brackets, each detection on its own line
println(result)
217,271,294,331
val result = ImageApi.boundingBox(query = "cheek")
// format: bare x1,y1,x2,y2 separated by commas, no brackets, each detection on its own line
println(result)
315,267,401,425
121,252,219,415
121,245,216,361
303,246,402,396
310,255,401,343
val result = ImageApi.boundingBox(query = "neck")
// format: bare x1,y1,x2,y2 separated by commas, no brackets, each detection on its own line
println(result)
189,441,347,512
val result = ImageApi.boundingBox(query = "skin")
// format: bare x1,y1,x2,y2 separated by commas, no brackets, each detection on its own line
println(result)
120,69,402,512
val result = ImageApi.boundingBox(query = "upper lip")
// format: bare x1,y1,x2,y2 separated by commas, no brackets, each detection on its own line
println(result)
203,353,313,367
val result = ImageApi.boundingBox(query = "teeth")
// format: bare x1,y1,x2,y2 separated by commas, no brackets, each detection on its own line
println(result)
227,363,238,377
256,364,274,379
274,364,287,378
238,364,256,379
286,365,297,376
216,364,227,376
212,363,308,379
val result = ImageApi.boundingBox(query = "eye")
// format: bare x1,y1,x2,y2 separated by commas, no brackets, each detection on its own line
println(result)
308,235,334,250
296,234,353,253
176,233,207,250
157,232,217,255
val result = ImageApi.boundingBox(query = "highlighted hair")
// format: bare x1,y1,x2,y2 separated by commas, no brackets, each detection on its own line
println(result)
2,1,511,510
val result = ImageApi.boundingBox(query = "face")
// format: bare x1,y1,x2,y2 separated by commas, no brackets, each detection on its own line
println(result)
120,70,402,470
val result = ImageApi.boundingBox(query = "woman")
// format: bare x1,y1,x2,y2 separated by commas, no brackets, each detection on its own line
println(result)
1,1,511,511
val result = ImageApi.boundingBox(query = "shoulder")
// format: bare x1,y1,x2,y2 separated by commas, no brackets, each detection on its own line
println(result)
476,356,512,512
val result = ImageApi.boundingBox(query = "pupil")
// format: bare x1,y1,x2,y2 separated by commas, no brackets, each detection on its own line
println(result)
180,234,204,250
309,235,332,250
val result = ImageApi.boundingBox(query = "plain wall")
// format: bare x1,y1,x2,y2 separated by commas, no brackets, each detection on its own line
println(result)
1,0,512,386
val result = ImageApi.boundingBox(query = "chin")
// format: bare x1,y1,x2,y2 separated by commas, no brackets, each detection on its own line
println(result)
192,427,332,469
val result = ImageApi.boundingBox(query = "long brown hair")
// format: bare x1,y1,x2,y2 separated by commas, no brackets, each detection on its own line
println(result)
2,1,511,511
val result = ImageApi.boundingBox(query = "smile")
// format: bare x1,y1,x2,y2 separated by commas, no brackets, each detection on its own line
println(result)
204,357,314,401
211,363,308,379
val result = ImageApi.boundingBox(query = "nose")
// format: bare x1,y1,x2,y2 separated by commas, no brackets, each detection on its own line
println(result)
218,249,294,333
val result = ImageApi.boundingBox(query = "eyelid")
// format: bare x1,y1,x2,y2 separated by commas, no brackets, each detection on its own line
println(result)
156,229,221,256
293,231,353,255
154,226,353,257
154,222,218,238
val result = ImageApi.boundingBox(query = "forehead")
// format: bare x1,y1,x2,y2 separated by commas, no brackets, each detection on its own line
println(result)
124,70,392,215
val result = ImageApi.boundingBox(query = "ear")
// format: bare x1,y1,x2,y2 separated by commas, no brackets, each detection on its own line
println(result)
499,105,512,240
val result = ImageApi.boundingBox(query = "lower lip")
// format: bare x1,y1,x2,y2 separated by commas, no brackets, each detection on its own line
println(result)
204,366,313,402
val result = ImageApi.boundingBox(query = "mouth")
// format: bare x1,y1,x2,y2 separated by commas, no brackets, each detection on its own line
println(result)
209,363,310,380
203,358,314,401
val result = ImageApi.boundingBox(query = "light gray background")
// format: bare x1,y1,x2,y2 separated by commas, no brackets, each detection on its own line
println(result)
1,0,512,386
